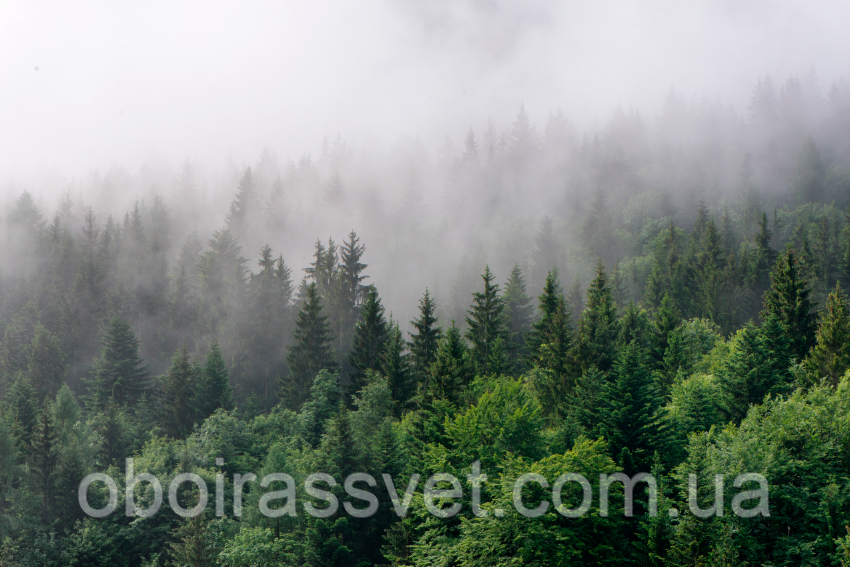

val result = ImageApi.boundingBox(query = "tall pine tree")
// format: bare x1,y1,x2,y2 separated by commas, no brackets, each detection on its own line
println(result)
348,286,389,394
465,266,507,376
86,318,150,411
283,282,336,409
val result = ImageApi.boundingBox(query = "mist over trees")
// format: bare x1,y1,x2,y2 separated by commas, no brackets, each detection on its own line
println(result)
2,72,850,564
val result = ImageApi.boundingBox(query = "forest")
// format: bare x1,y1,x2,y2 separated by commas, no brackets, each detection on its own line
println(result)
1,72,850,565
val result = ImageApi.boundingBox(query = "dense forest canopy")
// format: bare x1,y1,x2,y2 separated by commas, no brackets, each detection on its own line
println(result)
1,72,850,565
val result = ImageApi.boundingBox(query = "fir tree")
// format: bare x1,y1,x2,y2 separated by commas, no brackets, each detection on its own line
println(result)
348,286,389,394
408,289,442,384
194,339,234,418
804,283,850,387
762,247,817,360
578,260,620,371
383,321,412,415
465,266,507,376
86,318,150,411
599,341,667,472
283,282,336,409
502,264,533,373
427,320,474,401
161,346,202,438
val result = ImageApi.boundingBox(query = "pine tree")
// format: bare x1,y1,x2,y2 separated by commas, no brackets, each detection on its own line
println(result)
26,325,65,402
86,318,150,411
599,341,667,472
283,282,336,409
383,321,412,415
348,286,389,394
193,339,234,420
226,167,256,235
465,266,507,376
28,405,59,524
161,346,202,438
427,320,474,401
578,260,620,371
762,247,817,360
502,264,533,373
567,274,584,323
532,217,558,288
804,283,850,386
408,289,442,385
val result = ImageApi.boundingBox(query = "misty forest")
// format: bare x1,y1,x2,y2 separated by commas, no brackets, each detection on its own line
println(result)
2,73,850,566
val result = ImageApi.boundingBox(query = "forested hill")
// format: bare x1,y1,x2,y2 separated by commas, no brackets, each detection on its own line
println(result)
1,73,850,565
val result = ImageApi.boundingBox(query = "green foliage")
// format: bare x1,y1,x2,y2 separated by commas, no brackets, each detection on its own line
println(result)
348,286,388,394
408,289,442,385
465,265,508,376
804,282,850,386
579,260,620,371
86,318,150,411
283,282,336,409
762,247,817,360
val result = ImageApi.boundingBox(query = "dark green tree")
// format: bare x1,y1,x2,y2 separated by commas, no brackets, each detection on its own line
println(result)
383,321,412,415
599,341,667,472
161,346,202,438
408,289,442,385
578,260,620,371
762,247,817,360
86,318,150,411
283,282,336,409
193,339,234,419
465,266,507,375
804,283,850,387
348,286,389,394
502,264,533,373
427,320,474,401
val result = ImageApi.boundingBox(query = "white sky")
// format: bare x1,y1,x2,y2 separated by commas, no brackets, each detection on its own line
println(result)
1,0,849,176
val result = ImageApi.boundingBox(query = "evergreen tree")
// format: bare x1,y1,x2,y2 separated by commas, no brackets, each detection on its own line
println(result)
161,346,202,438
193,339,234,419
566,274,584,323
578,260,620,371
762,247,817,360
86,318,150,411
804,283,850,386
348,286,389,394
532,217,558,288
283,282,336,409
502,264,533,373
28,405,59,524
226,167,256,235
383,321,412,415
427,320,474,401
408,289,442,384
599,341,667,472
465,266,507,375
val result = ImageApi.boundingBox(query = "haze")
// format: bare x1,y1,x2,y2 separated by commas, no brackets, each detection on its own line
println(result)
2,0,849,176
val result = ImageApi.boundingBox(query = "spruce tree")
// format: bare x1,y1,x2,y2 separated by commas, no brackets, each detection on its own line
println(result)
804,283,850,386
598,341,667,472
194,339,234,418
427,320,474,401
348,286,389,394
465,265,507,376
567,274,584,323
29,405,59,524
86,318,150,411
502,264,533,373
761,247,817,360
409,289,442,383
383,321,412,415
578,260,620,372
161,346,202,438
283,282,336,409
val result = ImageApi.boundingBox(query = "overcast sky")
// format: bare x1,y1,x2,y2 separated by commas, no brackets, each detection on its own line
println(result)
1,0,849,177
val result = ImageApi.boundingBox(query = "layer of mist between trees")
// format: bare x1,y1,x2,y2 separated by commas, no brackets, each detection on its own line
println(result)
1,71,850,565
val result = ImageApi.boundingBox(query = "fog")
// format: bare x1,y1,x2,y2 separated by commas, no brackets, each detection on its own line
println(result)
1,0,850,349
3,0,849,174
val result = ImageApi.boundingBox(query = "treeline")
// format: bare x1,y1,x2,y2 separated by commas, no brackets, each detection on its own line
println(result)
1,70,850,564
